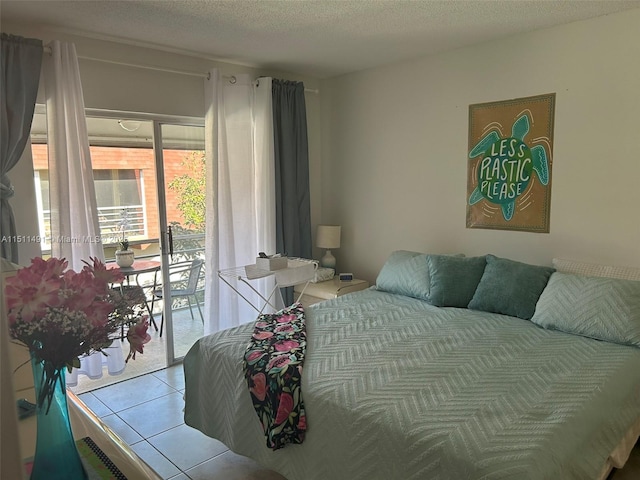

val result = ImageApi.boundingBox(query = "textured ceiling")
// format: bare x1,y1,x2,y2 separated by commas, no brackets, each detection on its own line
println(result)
2,0,640,78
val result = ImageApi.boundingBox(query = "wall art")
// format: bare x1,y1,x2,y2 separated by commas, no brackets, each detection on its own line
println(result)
467,93,555,232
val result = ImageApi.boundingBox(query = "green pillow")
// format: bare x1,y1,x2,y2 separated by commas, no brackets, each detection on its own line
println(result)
531,272,640,347
427,255,486,307
468,255,554,320
376,251,431,301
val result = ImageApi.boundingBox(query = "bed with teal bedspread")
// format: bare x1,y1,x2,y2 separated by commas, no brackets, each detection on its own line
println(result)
184,288,640,480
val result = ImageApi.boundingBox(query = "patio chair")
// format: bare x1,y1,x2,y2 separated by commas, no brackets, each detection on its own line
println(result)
153,259,204,337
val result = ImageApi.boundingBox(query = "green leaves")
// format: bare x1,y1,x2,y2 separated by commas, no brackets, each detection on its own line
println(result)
168,151,206,231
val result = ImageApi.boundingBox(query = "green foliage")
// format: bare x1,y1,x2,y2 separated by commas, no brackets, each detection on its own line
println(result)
168,151,205,231
167,152,206,272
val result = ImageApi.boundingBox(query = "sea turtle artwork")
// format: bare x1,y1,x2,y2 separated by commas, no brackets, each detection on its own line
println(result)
468,113,549,221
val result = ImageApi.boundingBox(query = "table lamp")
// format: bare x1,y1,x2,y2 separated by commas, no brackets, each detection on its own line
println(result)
316,225,341,269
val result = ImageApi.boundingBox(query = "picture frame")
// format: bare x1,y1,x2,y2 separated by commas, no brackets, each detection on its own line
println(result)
466,93,555,233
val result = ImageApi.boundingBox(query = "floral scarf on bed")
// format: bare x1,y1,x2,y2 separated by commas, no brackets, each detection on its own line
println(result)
243,302,307,450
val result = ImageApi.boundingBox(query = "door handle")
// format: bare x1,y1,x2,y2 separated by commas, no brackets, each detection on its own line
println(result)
168,225,174,261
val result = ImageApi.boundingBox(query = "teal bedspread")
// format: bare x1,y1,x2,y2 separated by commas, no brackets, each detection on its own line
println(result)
184,289,640,480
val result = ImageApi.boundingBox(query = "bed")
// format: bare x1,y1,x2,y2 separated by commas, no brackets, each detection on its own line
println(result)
183,253,640,480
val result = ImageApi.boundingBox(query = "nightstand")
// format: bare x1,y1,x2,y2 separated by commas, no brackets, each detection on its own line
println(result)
295,277,369,308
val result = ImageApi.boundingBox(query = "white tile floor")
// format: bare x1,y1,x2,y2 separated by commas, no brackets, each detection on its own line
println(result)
78,364,286,480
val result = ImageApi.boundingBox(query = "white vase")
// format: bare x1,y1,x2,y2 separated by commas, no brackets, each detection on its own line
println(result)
115,249,135,268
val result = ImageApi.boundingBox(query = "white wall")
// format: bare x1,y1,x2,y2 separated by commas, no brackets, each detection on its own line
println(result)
321,9,640,283
1,23,322,264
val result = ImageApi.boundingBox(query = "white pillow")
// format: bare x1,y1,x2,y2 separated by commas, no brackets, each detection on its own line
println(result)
531,272,640,348
552,258,640,281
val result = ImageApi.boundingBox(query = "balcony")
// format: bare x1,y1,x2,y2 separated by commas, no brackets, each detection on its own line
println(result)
40,205,146,252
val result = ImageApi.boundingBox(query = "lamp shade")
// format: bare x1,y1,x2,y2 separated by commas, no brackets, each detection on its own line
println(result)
316,225,341,249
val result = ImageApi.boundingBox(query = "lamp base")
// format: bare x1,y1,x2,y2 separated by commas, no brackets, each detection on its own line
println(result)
320,250,336,269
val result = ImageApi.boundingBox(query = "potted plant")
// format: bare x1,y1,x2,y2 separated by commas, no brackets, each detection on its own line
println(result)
115,238,135,267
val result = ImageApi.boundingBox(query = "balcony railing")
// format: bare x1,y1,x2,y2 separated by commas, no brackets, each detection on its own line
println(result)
40,205,146,250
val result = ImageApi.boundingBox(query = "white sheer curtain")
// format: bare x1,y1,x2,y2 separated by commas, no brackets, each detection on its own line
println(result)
203,71,276,334
43,40,125,385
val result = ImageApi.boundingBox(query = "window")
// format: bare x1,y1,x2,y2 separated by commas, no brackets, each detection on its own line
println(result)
93,169,146,240
30,112,156,253
30,109,204,261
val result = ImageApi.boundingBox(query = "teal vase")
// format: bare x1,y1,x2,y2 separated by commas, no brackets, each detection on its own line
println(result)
30,354,87,480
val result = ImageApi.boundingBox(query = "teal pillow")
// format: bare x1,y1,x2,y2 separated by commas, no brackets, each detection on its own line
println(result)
427,255,486,307
376,251,431,301
468,255,554,320
531,272,640,347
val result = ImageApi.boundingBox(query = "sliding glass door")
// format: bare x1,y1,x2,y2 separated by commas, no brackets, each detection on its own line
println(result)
153,122,206,364
31,108,205,371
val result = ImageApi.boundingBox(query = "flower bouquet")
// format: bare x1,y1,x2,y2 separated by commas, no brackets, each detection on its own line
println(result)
5,256,151,479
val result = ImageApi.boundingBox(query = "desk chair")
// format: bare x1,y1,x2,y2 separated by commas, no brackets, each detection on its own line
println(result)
154,259,204,337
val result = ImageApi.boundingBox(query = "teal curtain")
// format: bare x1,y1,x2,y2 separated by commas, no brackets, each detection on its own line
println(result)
272,79,312,305
0,33,43,263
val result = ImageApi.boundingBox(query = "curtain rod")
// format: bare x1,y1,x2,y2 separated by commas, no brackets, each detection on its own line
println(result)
42,45,319,94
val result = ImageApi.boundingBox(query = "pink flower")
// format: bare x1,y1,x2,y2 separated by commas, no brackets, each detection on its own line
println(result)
253,331,274,340
276,314,296,324
5,270,61,322
274,340,299,352
298,413,307,431
62,270,99,311
126,317,151,362
86,300,115,327
83,257,124,288
29,257,68,279
246,349,265,364
6,255,152,372
274,324,294,334
275,392,294,424
250,373,267,401
255,321,269,328
266,354,291,371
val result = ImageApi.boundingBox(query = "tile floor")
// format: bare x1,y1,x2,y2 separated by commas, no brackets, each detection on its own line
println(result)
78,364,285,480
